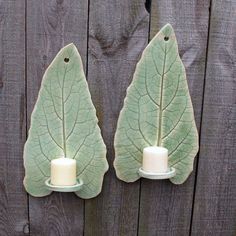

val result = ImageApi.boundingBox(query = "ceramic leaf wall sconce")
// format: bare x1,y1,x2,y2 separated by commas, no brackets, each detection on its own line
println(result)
23,44,108,199
114,24,199,184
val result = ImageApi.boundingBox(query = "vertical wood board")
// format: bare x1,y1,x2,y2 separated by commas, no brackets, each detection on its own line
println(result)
26,0,88,235
138,1,210,235
0,0,28,235
85,1,149,235
191,0,236,235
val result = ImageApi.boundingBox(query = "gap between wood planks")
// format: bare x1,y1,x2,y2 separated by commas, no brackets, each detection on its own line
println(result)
189,0,212,235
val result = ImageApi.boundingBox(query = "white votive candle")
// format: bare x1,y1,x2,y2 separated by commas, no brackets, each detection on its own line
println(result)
142,146,168,173
51,158,77,186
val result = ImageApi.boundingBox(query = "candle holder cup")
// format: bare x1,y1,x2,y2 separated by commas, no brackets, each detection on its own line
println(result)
138,167,176,180
45,178,83,193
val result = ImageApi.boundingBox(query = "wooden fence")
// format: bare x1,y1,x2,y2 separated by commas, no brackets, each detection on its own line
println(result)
0,0,235,235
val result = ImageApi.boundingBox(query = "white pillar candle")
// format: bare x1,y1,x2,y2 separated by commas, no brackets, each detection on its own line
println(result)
51,158,77,186
142,146,168,173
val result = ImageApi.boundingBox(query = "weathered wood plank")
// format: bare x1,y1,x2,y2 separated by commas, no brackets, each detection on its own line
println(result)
85,1,149,235
26,0,88,235
191,1,236,235
0,0,29,235
138,1,210,235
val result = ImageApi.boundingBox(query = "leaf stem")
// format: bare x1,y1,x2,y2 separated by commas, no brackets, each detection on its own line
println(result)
62,66,67,157
157,44,167,146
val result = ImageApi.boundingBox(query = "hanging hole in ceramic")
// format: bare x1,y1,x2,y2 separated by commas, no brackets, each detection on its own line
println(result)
164,36,169,41
64,57,69,63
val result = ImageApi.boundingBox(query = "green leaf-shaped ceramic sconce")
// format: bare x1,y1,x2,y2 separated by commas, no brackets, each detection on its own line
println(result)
24,44,108,199
114,24,199,184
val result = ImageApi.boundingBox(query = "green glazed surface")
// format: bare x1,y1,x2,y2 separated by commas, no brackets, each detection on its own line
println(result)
114,24,199,184
24,44,108,198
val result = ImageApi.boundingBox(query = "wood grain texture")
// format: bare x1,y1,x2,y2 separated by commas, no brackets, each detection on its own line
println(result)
138,1,210,235
85,1,149,235
0,1,235,235
0,0,29,235
26,0,88,235
191,1,236,235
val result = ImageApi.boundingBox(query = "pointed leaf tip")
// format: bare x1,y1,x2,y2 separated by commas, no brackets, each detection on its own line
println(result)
162,23,173,30
65,42,76,48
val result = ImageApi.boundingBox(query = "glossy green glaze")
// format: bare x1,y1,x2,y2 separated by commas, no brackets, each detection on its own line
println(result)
24,44,108,198
114,24,198,184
